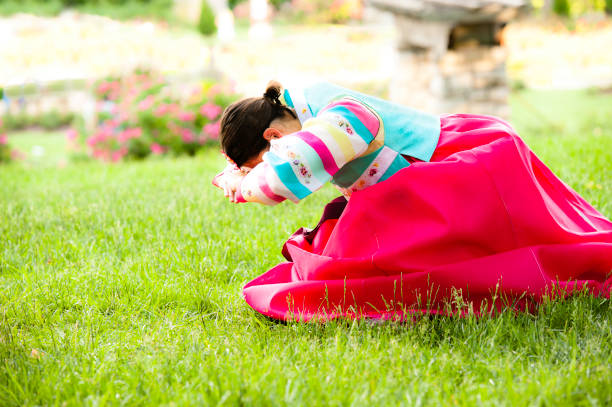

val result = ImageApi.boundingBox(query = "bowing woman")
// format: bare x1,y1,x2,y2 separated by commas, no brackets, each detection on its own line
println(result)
213,80,612,321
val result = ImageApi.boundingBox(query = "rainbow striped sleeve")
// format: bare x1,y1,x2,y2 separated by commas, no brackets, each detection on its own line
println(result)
239,161,299,205
240,99,380,205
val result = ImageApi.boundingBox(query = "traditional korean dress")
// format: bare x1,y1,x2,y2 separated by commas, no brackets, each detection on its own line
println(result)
233,82,441,204
221,82,612,321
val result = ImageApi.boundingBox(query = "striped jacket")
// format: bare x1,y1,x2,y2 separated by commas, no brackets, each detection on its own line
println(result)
238,97,425,205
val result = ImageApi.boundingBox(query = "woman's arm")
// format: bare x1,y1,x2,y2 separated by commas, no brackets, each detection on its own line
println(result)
238,98,380,205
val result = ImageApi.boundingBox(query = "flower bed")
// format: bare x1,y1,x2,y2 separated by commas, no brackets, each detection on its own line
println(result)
70,71,238,161
0,120,23,163
0,133,10,163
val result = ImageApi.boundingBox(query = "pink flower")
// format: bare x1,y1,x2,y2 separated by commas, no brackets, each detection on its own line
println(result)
66,129,79,142
117,127,142,143
86,136,99,147
97,81,111,94
204,121,220,139
117,111,129,123
138,95,155,111
92,149,109,160
111,147,128,162
155,103,180,117
150,143,165,155
0,134,7,145
104,118,121,129
154,104,170,117
178,111,196,122
180,128,195,143
11,149,25,160
208,84,221,97
87,127,112,147
200,102,222,120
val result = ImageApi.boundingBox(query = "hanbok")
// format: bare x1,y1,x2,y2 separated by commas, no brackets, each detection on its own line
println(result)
222,83,612,321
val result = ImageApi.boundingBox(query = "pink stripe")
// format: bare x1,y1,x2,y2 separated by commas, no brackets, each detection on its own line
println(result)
258,164,286,203
235,180,247,203
296,131,339,175
323,99,380,137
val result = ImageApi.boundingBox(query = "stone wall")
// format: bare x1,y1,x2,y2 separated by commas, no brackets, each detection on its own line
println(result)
391,46,510,117
371,0,526,117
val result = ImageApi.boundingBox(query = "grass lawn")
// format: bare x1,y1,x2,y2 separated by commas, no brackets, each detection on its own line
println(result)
1,90,611,406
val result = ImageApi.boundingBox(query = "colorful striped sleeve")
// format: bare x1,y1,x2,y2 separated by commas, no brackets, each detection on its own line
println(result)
239,98,380,205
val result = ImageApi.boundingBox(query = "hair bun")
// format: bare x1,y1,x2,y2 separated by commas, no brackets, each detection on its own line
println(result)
263,80,282,104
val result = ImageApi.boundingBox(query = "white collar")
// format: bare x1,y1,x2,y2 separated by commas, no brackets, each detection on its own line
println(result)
286,87,313,124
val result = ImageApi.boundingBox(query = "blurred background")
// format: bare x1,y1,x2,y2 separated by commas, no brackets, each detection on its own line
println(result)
1,0,611,165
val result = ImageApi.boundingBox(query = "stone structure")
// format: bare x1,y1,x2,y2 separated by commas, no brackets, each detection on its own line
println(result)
370,0,528,117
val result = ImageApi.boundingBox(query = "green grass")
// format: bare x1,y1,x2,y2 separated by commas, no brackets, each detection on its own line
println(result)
1,90,612,406
6,130,69,167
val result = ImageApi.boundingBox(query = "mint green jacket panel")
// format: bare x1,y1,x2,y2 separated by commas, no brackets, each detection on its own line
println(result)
299,82,441,162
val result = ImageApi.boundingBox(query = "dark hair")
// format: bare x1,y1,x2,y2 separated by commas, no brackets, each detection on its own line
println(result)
220,81,296,167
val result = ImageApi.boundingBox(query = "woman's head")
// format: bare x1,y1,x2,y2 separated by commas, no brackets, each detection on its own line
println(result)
220,81,300,169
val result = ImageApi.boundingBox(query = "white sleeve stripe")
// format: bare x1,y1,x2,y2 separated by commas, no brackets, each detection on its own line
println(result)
266,165,300,203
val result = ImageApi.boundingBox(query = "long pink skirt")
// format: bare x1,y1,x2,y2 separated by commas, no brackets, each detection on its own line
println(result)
243,114,612,321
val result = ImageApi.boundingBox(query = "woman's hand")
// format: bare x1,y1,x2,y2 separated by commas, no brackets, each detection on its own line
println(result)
221,170,244,203
212,164,247,203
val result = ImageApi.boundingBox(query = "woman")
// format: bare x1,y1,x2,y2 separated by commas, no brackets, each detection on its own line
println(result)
214,81,612,321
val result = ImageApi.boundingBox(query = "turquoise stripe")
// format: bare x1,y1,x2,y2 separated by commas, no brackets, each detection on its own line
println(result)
266,151,312,199
293,138,333,187
331,148,380,188
303,82,441,162
283,89,294,108
324,105,375,144
379,154,410,183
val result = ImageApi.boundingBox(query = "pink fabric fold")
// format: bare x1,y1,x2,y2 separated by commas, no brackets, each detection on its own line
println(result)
242,114,612,321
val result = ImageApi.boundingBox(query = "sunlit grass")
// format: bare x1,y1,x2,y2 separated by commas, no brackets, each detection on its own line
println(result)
1,90,611,406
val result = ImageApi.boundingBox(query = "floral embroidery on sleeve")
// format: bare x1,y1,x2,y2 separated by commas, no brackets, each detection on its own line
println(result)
274,143,313,185
336,116,354,135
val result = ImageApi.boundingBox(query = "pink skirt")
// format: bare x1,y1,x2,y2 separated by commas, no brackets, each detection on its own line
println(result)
243,114,612,321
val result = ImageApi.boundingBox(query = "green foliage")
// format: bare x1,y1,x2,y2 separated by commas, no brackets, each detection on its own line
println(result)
39,111,75,130
0,136,11,163
0,0,64,16
534,0,610,16
0,144,10,163
0,113,29,131
0,110,75,132
197,0,217,37
269,0,291,10
554,0,571,15
0,0,173,20
283,0,363,24
228,0,247,9
606,0,612,13
0,120,11,163
226,0,290,12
